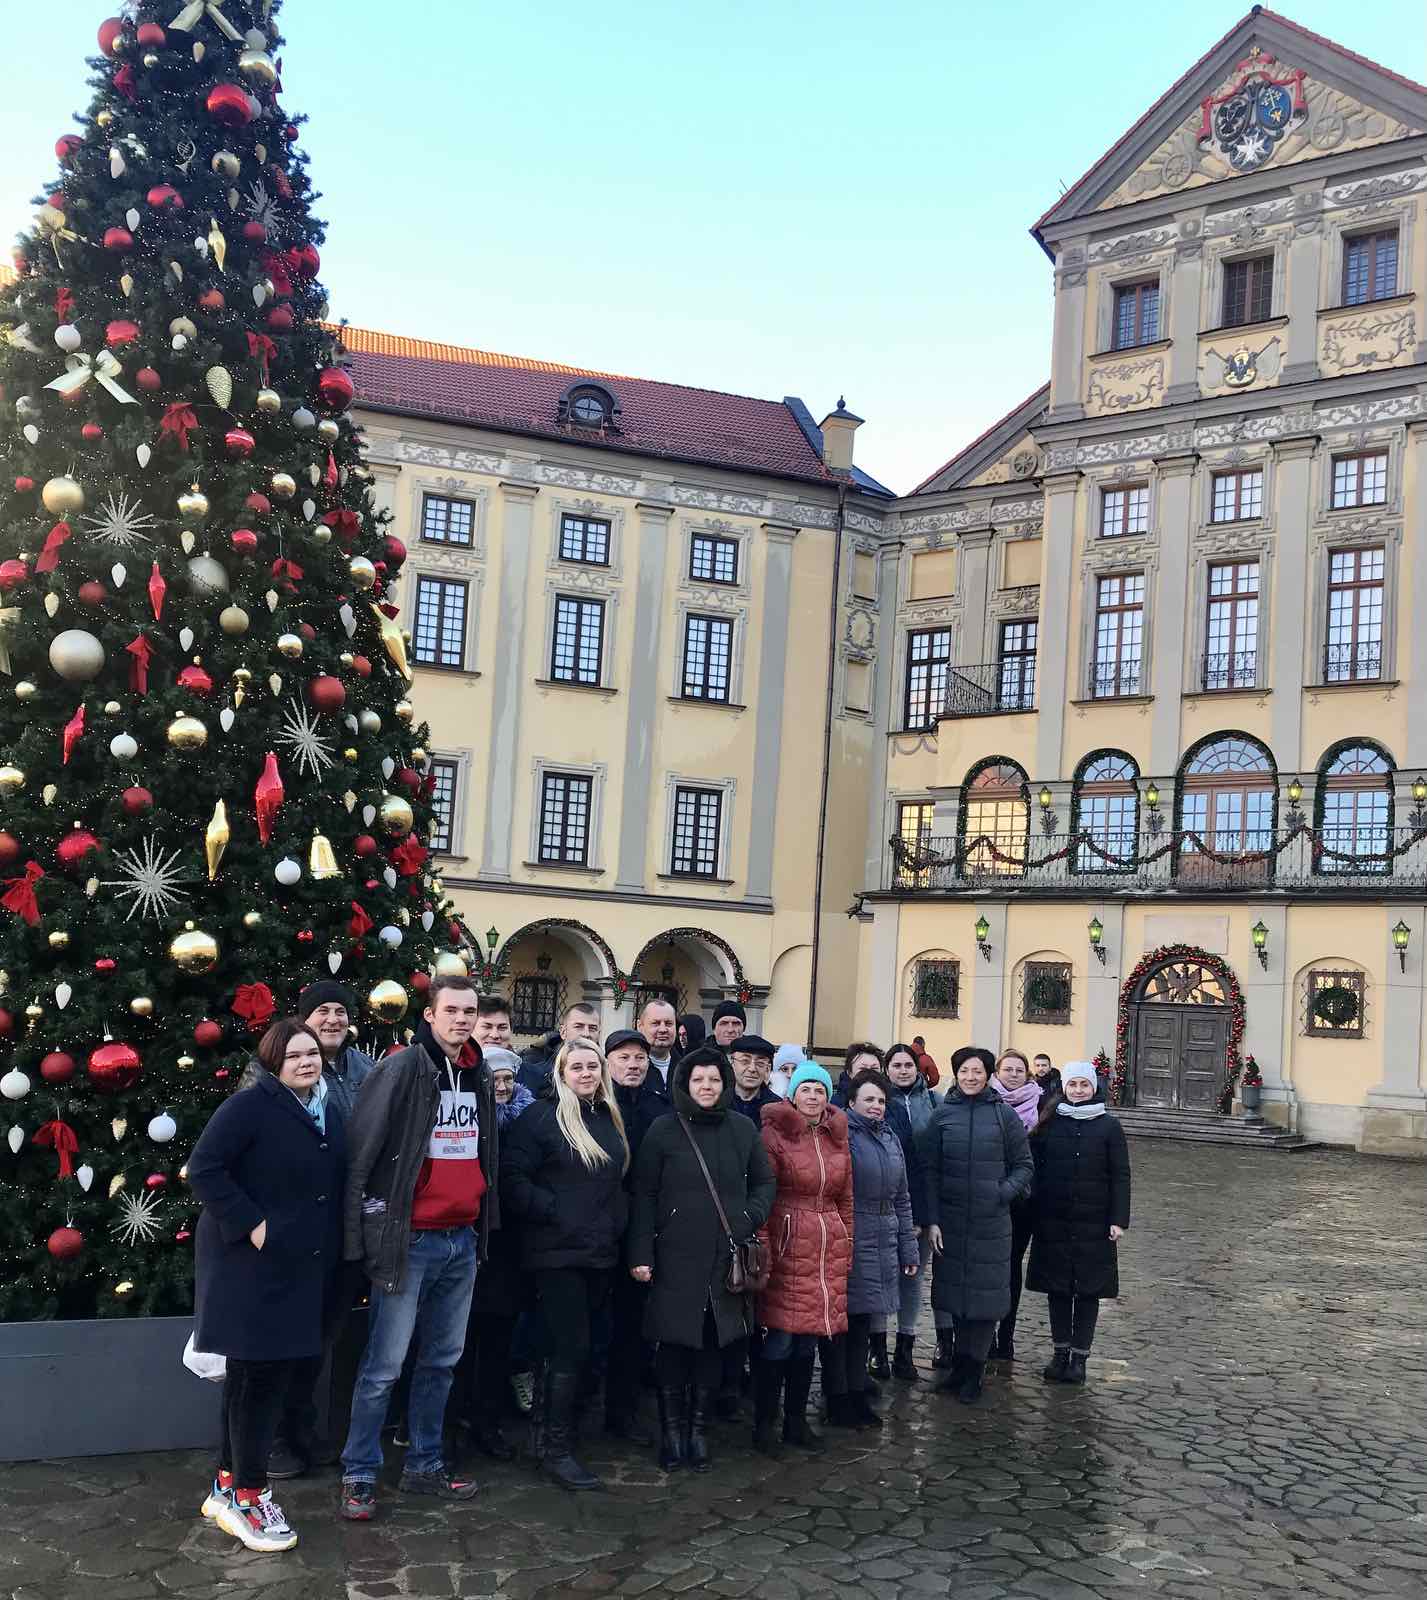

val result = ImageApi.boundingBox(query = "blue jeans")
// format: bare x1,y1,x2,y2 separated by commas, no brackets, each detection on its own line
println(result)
762,1329,817,1362
341,1227,477,1482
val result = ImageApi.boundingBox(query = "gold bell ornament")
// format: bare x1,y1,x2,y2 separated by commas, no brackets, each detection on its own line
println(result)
309,833,340,880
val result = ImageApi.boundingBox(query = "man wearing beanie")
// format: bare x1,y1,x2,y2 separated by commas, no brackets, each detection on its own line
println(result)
711,1000,747,1049
296,979,377,1123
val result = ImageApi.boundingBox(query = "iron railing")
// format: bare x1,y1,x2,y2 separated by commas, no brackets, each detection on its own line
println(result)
940,660,1036,717
1323,641,1382,683
1088,662,1143,699
1201,650,1257,691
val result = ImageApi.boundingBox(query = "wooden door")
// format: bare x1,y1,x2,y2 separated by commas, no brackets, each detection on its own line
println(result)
1133,1008,1180,1107
1179,1011,1228,1110
1131,1005,1230,1109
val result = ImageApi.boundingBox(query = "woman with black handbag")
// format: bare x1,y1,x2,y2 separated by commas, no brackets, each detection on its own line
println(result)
628,1045,775,1472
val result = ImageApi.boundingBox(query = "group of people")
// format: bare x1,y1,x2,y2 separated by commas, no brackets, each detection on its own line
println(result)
185,979,1131,1554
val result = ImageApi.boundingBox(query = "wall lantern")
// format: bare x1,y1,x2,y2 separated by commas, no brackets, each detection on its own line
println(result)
1250,920,1269,969
485,926,500,954
1414,776,1427,804
1393,919,1411,972
1286,776,1303,806
1038,785,1053,810
1144,781,1160,810
1088,915,1106,966
974,914,992,961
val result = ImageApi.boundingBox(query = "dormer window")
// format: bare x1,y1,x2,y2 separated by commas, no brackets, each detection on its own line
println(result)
558,382,621,430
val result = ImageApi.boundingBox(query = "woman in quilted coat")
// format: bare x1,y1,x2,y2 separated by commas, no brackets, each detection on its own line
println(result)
919,1045,1033,1406
753,1062,852,1457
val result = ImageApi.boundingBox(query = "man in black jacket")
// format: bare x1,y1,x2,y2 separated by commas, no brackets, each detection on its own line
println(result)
517,1001,600,1092
727,1035,780,1126
338,976,497,1521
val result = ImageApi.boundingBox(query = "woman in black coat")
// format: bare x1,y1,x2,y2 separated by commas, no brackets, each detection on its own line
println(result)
918,1046,1033,1406
501,1038,629,1491
1026,1062,1131,1386
628,1046,775,1472
187,1019,345,1554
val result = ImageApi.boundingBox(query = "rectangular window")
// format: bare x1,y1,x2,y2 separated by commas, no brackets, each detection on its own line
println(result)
1210,468,1263,523
1305,969,1366,1038
681,613,734,701
690,532,739,585
904,627,952,729
910,959,958,1019
1092,573,1145,698
998,619,1037,710
1100,483,1149,538
537,771,593,865
428,758,458,854
1222,255,1274,327
1112,280,1159,349
420,494,475,547
670,786,722,877
511,975,560,1036
1342,229,1398,306
551,595,605,685
1331,451,1388,510
557,513,610,565
412,575,468,669
1204,561,1259,689
1021,960,1073,1025
1325,547,1384,682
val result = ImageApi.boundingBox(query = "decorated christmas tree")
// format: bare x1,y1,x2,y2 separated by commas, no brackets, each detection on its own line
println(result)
0,0,460,1320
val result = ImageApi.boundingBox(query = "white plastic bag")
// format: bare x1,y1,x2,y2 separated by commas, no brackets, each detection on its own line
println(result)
183,1330,227,1383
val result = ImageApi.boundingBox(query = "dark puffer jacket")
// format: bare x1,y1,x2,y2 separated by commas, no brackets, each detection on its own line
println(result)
1026,1102,1131,1299
918,1085,1033,1321
845,1108,918,1317
757,1099,853,1337
500,1080,630,1271
628,1052,776,1348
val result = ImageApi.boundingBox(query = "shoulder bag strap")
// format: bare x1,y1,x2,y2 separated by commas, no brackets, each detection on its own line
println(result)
678,1114,735,1240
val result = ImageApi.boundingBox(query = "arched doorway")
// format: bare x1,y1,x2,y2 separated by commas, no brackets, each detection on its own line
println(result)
1126,954,1234,1111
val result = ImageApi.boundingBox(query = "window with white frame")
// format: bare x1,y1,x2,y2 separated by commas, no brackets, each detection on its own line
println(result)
1112,280,1160,348
537,771,593,865
681,613,733,701
412,575,468,669
428,758,459,853
1101,483,1148,538
1091,573,1145,698
420,494,475,547
551,594,605,685
1342,229,1398,306
1324,548,1384,682
1210,468,1263,523
670,786,722,877
904,627,951,729
690,532,739,585
1204,561,1259,690
1331,452,1388,510
558,513,610,565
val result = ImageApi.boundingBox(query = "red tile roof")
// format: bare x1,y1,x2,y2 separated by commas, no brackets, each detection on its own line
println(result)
336,322,838,485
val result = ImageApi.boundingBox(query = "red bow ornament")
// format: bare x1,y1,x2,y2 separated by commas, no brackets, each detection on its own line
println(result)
33,1119,79,1178
160,403,198,451
34,521,73,575
126,632,154,693
246,331,277,383
232,982,276,1032
390,835,428,877
1,861,45,926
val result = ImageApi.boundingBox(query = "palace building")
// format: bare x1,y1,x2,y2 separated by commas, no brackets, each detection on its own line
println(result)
355,8,1427,1155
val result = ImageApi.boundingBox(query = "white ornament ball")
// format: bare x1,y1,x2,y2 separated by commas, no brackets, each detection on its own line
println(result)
379,924,403,948
274,856,302,886
358,709,382,736
172,334,189,351
48,628,106,682
54,323,82,353
1,1067,31,1102
147,1111,177,1143
292,406,316,431
186,555,229,595
110,732,138,761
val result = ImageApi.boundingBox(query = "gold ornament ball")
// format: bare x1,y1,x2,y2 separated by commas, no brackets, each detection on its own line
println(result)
169,923,219,974
42,476,85,516
177,484,210,521
47,930,70,950
14,681,37,702
339,652,354,667
232,667,252,685
103,700,120,715
211,150,240,178
367,979,409,1023
237,46,278,87
343,747,359,763
395,699,414,724
114,1280,135,1299
242,910,262,928
379,795,414,837
410,746,427,765
255,387,282,413
167,715,209,752
96,109,114,128
275,632,304,659
270,471,297,500
219,605,250,636
433,952,469,980
130,995,154,1017
169,317,197,340
311,525,332,545
316,418,339,445
0,766,25,794
348,557,377,590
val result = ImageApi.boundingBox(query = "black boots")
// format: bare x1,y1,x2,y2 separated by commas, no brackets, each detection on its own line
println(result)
992,1326,1015,1361
1042,1347,1070,1382
686,1387,714,1472
932,1330,955,1369
541,1369,601,1491
867,1333,891,1381
1064,1351,1089,1385
956,1359,985,1405
752,1362,785,1458
892,1332,921,1381
781,1356,825,1451
657,1387,687,1471
936,1352,968,1394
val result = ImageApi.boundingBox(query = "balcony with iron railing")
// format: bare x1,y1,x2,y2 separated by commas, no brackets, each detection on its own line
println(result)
940,660,1037,718
1322,641,1383,684
889,821,1427,897
1200,650,1257,691
1087,661,1144,700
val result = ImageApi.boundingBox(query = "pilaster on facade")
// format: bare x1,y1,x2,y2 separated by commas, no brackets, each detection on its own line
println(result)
1035,472,1082,779
1148,452,1197,772
745,520,801,905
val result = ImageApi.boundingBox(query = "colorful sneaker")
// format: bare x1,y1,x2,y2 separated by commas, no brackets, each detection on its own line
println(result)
398,1467,478,1500
340,1479,376,1521
199,1478,231,1520
215,1489,298,1552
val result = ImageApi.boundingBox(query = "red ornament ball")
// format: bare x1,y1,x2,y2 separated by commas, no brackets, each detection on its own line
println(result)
14,476,35,492
77,580,107,607
121,785,153,815
383,535,408,568
315,366,354,414
0,559,30,592
266,304,294,332
81,423,104,442
0,831,20,866
144,1172,167,1190
307,675,345,712
135,366,161,392
244,491,271,516
105,319,140,348
206,82,253,127
224,427,255,459
296,930,314,944
178,663,214,695
198,288,226,313
47,1226,84,1261
194,1019,223,1048
39,1051,77,1085
230,528,259,555
298,622,316,642
242,220,267,244
56,829,101,871
350,655,371,678
396,767,422,794
0,1010,12,1038
292,243,320,279
55,135,82,164
98,17,125,56
88,1040,142,1093
352,834,377,857
103,226,134,254
135,21,165,47
175,1228,192,1243
146,184,182,209
410,971,431,995
94,958,116,974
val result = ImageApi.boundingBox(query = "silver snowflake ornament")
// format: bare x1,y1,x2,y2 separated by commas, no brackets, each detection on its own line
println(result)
81,491,156,551
275,698,336,778
112,1189,163,1247
102,838,191,923
244,179,280,234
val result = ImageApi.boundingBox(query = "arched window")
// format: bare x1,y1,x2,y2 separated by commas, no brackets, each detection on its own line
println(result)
1178,733,1276,884
1317,742,1393,875
1074,751,1139,873
962,759,1029,878
557,382,621,430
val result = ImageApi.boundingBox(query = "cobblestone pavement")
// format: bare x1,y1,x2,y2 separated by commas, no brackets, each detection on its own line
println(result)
3,1141,1425,1600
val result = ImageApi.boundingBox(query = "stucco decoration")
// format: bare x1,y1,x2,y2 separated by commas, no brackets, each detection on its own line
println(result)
1201,336,1283,394
1086,356,1165,415
1320,308,1418,373
967,434,1042,488
1098,52,1423,211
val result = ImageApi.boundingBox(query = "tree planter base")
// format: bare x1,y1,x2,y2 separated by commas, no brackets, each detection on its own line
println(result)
0,1316,221,1462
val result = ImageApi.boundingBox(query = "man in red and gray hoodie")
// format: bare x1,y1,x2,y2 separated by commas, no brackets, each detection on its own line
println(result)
338,975,497,1521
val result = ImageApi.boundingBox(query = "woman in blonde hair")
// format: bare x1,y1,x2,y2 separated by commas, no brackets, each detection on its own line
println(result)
501,1039,630,1490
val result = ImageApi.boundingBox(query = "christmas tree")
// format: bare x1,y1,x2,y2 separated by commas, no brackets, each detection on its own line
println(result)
0,1,460,1320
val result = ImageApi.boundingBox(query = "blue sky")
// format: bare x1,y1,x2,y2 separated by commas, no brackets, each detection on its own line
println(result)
3,2,1424,493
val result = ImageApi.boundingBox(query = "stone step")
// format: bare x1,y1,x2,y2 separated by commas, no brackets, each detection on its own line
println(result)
1113,1107,1318,1150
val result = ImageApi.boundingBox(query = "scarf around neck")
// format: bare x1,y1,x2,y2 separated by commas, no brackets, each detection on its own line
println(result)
991,1075,1042,1131
1056,1099,1107,1121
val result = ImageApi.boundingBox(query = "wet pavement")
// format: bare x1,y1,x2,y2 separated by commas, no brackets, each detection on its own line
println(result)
2,1140,1424,1600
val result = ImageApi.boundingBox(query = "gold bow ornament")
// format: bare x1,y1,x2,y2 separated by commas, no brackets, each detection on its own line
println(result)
45,349,139,406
